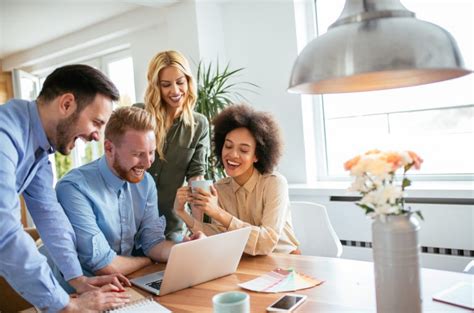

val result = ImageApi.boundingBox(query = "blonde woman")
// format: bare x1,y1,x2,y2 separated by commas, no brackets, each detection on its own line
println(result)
135,51,209,241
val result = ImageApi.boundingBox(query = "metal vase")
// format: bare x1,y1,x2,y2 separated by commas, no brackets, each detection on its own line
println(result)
372,214,422,313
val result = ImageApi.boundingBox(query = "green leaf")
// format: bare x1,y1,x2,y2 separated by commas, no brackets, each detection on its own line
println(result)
356,203,372,211
402,177,411,188
195,59,259,180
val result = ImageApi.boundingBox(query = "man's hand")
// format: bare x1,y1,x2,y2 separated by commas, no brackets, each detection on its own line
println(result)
183,231,206,242
60,284,130,312
68,273,131,294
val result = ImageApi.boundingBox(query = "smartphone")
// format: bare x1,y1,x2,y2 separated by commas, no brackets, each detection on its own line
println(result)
266,294,307,312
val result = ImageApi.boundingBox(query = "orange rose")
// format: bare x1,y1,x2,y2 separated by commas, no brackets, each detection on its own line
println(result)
407,151,423,169
344,155,361,170
384,152,403,171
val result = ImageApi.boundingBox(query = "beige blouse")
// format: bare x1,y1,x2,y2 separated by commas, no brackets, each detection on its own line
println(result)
190,170,300,255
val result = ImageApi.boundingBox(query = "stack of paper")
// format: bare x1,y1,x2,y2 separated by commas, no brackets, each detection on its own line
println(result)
432,282,474,310
238,268,323,293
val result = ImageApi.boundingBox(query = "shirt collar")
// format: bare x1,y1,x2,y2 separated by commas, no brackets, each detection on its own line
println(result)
231,168,259,193
30,101,54,154
98,156,127,194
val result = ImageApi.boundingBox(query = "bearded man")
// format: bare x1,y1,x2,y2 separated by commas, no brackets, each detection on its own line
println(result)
53,107,203,288
0,64,130,312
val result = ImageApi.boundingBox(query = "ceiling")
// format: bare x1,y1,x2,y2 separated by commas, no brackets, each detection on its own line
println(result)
0,0,176,59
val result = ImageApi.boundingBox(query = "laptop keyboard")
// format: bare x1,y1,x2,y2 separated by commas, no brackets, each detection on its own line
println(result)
146,279,163,290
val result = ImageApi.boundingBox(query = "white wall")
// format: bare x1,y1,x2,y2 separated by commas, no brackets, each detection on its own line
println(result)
194,2,227,63
218,1,307,183
130,1,201,100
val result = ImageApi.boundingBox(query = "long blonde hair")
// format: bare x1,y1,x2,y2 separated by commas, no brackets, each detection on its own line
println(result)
144,50,197,160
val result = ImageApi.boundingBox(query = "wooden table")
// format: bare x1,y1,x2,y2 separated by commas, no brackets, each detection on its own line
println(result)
128,253,473,312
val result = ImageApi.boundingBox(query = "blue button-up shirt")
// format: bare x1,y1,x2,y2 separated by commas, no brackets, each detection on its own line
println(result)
56,156,166,273
0,99,82,312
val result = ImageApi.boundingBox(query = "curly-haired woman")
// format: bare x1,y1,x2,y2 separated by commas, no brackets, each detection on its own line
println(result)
174,104,299,255
134,50,209,242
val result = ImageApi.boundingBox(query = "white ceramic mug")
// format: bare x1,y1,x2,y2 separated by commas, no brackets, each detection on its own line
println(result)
190,179,213,193
189,180,214,221
212,291,250,313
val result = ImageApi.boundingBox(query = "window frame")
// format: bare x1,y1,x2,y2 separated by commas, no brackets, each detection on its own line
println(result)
302,0,474,183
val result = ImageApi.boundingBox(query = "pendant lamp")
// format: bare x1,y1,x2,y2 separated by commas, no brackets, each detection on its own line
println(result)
288,0,472,94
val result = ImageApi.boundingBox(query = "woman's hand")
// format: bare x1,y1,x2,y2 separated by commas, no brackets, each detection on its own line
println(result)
191,185,220,218
174,186,192,214
182,231,207,242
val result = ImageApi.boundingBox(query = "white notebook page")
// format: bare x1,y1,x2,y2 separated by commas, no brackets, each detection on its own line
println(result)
106,297,171,313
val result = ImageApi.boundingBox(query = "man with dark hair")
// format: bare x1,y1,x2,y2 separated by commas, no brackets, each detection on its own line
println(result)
0,64,130,312
37,64,120,155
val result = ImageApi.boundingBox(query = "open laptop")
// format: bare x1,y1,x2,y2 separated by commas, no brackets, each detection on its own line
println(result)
130,227,251,296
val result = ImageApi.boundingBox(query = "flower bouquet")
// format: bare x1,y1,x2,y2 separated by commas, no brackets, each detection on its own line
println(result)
344,149,423,220
344,149,424,313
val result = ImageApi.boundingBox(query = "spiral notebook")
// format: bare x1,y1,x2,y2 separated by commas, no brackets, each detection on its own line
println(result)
105,297,171,313
104,288,171,313
21,288,171,313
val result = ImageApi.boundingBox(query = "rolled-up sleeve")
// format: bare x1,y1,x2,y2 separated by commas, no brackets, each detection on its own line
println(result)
56,178,116,273
137,180,166,255
186,116,209,179
0,138,70,312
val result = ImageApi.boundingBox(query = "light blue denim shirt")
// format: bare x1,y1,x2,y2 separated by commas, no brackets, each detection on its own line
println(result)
56,156,166,274
0,99,80,312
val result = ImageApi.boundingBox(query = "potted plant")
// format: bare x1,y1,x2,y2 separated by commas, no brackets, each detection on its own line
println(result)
195,61,258,182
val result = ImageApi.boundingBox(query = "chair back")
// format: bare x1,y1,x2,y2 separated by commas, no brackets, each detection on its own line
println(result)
0,228,40,312
291,201,343,257
463,260,474,274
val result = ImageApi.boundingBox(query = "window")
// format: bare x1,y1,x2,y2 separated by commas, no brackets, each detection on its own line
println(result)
104,51,136,108
305,0,474,181
12,70,40,101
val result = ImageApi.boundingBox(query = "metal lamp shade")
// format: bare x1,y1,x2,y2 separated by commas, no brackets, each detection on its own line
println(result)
288,0,472,94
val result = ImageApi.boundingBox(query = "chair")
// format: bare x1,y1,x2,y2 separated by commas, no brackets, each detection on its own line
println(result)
463,260,474,274
0,228,40,312
290,201,343,257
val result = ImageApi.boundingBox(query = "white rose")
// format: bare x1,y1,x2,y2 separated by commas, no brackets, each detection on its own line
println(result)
381,184,403,204
364,185,402,215
349,176,369,192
